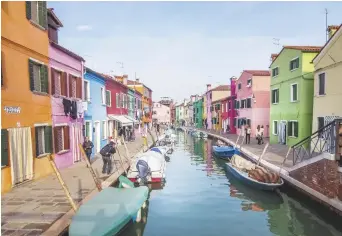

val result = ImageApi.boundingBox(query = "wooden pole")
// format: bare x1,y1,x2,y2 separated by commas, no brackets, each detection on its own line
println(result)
48,155,78,212
78,144,102,191
278,147,292,175
257,142,269,166
234,133,241,149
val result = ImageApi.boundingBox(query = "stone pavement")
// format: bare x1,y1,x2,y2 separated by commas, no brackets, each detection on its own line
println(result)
1,134,156,236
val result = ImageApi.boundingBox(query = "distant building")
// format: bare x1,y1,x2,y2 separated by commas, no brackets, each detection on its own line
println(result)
152,102,170,124
159,97,174,107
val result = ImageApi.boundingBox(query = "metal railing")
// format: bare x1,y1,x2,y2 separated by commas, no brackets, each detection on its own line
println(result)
292,118,342,165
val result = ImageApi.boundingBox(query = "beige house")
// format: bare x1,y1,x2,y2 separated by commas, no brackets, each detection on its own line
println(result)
152,102,171,124
312,25,342,132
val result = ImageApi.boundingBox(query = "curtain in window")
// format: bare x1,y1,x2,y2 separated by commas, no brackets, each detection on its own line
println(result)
8,127,34,185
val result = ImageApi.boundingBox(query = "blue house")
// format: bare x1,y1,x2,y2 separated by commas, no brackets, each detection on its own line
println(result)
84,67,108,158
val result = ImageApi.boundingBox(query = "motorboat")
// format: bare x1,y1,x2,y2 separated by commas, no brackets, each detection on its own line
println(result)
213,146,241,159
127,150,166,183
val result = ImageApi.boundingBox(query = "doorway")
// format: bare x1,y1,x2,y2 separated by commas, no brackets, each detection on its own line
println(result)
94,121,101,153
279,120,287,145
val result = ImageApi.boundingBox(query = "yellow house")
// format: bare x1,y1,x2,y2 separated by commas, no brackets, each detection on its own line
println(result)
312,25,342,133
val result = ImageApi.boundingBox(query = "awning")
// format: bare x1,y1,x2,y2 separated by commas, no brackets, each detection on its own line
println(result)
124,115,140,124
108,115,133,126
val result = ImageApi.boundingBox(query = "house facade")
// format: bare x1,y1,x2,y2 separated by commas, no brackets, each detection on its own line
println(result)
152,102,170,124
202,94,207,128
220,97,229,132
193,96,203,128
227,77,237,134
236,70,271,137
127,88,135,120
48,9,85,169
269,46,321,147
170,103,176,125
1,1,52,193
84,68,108,156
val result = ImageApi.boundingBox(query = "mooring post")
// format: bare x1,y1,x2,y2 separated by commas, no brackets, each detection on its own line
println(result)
257,143,269,166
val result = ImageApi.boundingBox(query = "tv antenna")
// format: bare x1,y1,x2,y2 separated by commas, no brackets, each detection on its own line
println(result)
273,38,280,46
325,8,328,42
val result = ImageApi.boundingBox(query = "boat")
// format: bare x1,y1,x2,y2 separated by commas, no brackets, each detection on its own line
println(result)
150,146,171,156
213,145,241,159
69,185,148,236
127,151,166,183
226,154,284,191
199,132,208,139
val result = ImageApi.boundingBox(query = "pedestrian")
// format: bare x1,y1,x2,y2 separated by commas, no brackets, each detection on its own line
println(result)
99,139,116,175
256,125,262,145
82,136,93,163
156,123,160,135
260,125,265,144
245,124,251,144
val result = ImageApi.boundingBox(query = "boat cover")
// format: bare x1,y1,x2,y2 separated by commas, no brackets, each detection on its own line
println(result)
213,146,234,152
231,154,256,172
131,151,165,172
69,186,148,236
150,147,163,154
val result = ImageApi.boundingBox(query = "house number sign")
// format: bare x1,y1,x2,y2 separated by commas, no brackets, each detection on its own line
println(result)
4,106,21,114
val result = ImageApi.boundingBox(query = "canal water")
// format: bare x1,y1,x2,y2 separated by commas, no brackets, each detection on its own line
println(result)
120,131,342,236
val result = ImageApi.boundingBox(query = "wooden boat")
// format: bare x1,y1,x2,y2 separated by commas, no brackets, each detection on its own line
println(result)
213,146,241,158
226,154,284,191
69,186,148,236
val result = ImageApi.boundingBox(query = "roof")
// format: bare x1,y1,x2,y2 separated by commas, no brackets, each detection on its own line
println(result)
127,79,153,93
312,24,342,63
270,45,322,67
209,85,230,92
244,70,270,76
50,41,85,62
47,8,63,27
213,96,230,103
271,54,278,62
101,74,130,89
328,25,340,30
85,67,108,80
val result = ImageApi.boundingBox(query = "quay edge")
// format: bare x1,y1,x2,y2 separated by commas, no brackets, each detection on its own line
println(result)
42,136,156,236
183,127,342,216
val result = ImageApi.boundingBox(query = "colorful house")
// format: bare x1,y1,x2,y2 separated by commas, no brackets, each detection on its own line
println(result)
212,99,222,131
236,70,271,137
84,68,108,156
1,1,52,193
175,104,180,125
227,77,237,134
170,103,176,125
127,88,135,121
48,9,85,169
193,95,203,128
269,46,322,146
152,102,170,124
219,97,229,132
205,84,231,130
202,94,207,128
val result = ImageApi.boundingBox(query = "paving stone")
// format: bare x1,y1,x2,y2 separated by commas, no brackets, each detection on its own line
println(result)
9,230,27,236
6,202,25,206
2,222,28,230
23,230,42,236
23,223,50,232
2,229,17,235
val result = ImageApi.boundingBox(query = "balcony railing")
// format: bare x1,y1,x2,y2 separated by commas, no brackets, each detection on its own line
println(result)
292,118,342,166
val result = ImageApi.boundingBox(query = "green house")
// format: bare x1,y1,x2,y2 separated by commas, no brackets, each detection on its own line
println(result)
269,46,322,147
193,97,203,128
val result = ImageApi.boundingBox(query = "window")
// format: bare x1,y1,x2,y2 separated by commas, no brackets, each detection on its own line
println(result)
317,117,325,138
288,121,299,138
290,57,299,71
106,90,111,107
272,89,279,104
84,121,92,140
35,126,52,157
241,99,246,109
51,68,67,96
229,101,232,110
53,125,69,153
121,93,124,108
272,67,279,77
26,1,47,29
84,80,90,101
234,118,237,127
235,100,240,109
29,59,48,94
101,87,105,105
102,121,107,139
1,129,9,167
290,83,298,102
246,98,252,108
318,73,325,95
247,79,252,87
116,93,119,108
238,83,242,90
273,121,278,135
226,102,228,112
247,119,251,127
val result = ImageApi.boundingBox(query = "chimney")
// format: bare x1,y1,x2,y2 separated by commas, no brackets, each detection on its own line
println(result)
328,25,339,39
206,84,211,91
122,74,128,85
136,78,140,83
230,76,237,96
271,53,278,62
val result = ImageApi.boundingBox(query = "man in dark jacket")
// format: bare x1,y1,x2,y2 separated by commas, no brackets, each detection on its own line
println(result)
82,137,94,162
100,140,116,175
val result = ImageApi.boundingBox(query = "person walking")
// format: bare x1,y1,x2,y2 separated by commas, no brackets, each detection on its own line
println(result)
256,125,262,145
260,125,265,144
82,137,94,163
99,140,116,175
245,124,251,144
156,123,160,136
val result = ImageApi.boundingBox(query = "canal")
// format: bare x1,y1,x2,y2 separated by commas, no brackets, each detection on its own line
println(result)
120,131,342,236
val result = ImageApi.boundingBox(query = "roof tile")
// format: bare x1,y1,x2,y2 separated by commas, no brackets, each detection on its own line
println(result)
244,70,270,76
283,46,322,52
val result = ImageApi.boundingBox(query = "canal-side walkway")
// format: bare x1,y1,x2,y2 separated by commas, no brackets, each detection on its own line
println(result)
1,133,156,236
183,127,342,215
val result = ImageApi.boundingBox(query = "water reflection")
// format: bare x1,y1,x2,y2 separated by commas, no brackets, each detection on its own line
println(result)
119,131,342,236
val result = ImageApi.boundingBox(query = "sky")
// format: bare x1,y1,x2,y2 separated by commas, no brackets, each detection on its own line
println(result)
48,1,342,103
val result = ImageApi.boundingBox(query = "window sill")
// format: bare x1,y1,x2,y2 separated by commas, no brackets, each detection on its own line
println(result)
290,100,299,103
32,91,49,96
289,136,298,139
57,150,70,155
273,133,278,136
290,68,298,72
37,153,50,159
1,165,9,169
316,94,326,97
272,103,279,105
29,20,46,31
272,75,278,79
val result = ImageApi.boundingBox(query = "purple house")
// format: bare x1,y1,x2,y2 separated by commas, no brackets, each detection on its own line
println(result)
206,84,212,129
48,9,85,169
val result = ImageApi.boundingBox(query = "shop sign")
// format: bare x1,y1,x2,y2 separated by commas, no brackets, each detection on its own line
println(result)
4,106,21,114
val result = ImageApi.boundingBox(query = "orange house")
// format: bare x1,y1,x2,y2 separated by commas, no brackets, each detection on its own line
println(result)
1,2,53,193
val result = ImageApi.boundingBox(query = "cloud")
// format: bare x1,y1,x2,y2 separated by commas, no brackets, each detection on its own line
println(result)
76,25,93,31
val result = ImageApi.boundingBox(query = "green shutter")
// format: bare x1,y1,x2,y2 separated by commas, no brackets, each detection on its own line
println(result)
294,122,298,137
38,1,47,29
106,91,110,106
26,1,31,20
40,65,48,93
35,127,39,157
1,129,9,167
29,60,34,91
44,126,52,154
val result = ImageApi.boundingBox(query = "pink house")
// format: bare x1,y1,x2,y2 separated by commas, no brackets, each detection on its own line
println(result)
48,9,85,169
236,70,271,137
